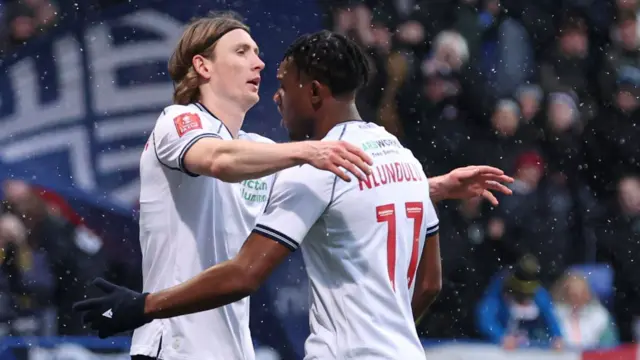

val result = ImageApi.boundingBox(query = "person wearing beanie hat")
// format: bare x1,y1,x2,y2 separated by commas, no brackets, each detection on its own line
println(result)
476,255,564,350
503,254,542,302
511,151,545,195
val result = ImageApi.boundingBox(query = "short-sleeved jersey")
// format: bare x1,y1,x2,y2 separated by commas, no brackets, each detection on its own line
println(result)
254,121,438,360
132,103,275,360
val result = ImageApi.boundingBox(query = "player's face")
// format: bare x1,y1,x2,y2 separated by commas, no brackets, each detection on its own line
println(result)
274,59,316,141
203,29,265,109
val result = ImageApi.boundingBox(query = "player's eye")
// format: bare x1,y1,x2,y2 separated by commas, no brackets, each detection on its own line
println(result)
236,48,246,55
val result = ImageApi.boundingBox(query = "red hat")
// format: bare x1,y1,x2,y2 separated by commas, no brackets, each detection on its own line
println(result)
515,151,544,172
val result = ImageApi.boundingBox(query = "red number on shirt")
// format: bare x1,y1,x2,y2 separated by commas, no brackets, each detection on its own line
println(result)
376,202,424,292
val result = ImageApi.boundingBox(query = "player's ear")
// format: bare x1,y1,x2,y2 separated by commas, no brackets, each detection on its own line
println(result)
310,80,323,109
192,54,212,80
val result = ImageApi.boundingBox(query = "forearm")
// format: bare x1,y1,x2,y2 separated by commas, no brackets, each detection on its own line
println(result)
209,140,310,182
144,260,255,319
412,290,440,323
427,175,447,203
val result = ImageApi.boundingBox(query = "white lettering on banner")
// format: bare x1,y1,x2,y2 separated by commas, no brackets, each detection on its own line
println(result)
97,147,144,173
1,126,95,189
94,115,156,142
86,10,181,113
0,9,180,205
423,344,580,360
29,343,129,360
274,286,309,317
0,36,84,143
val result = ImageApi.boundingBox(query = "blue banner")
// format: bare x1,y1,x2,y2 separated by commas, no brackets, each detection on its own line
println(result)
0,0,323,358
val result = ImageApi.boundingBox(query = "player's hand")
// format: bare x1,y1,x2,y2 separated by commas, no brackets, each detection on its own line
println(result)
73,278,151,339
438,165,514,205
303,140,373,182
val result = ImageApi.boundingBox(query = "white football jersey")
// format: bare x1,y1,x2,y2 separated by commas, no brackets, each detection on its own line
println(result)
254,121,439,359
132,103,275,360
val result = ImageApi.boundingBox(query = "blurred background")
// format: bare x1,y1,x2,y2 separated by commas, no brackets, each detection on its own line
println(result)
0,0,638,359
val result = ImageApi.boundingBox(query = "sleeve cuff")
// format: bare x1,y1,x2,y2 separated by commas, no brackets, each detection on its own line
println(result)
177,133,222,177
253,224,300,251
426,222,439,237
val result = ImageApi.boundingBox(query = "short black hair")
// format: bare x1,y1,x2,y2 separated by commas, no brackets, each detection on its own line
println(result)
283,30,370,96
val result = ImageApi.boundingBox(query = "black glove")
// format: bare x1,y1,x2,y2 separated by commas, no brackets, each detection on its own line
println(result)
72,278,151,338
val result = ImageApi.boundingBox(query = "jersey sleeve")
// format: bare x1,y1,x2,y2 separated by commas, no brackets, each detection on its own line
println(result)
253,166,335,251
424,199,439,237
152,106,221,177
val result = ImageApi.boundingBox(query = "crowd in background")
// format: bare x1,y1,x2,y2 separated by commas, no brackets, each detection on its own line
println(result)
0,0,638,352
0,0,131,55
319,0,640,350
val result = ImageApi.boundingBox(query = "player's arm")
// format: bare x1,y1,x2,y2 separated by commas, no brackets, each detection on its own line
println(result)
183,137,371,182
154,107,370,183
411,198,441,324
143,232,289,318
143,166,332,319
412,232,442,324
427,166,513,205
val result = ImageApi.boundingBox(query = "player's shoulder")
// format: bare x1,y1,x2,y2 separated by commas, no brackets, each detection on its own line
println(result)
338,121,406,149
158,104,204,120
276,161,335,191
238,130,276,144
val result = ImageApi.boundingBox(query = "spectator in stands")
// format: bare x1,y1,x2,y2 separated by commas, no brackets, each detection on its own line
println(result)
1,180,108,335
540,92,583,178
476,255,563,350
462,0,533,97
552,271,619,349
2,0,58,53
600,9,640,104
485,151,573,282
516,84,544,126
0,213,55,336
616,0,640,38
418,196,489,338
480,99,528,171
539,12,595,119
595,175,640,342
583,72,640,199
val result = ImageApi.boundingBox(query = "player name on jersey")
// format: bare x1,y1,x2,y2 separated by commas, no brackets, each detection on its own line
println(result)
358,161,424,190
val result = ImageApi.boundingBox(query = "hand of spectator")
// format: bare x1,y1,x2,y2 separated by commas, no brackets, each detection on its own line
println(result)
431,166,514,205
502,335,519,350
551,338,564,351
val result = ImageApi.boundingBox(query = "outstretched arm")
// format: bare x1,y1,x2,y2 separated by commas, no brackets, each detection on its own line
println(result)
428,166,514,204
184,138,372,183
153,108,372,183
144,233,289,318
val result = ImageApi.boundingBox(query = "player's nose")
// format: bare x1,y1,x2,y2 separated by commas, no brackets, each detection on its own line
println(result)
253,55,265,72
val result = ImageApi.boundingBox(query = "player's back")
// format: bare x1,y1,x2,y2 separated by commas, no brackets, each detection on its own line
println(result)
133,103,274,360
303,121,436,359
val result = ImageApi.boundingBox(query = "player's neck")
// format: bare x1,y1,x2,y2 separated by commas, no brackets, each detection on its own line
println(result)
197,96,245,138
312,102,361,140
